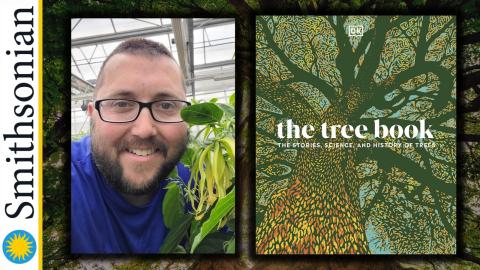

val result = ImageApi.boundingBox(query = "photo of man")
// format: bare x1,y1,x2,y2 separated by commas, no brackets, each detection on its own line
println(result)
71,38,190,253
70,18,235,254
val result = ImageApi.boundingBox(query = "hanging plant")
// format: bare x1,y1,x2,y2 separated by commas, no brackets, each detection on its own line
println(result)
160,93,235,254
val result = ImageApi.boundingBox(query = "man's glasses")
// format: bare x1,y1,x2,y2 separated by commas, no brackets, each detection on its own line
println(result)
94,99,191,123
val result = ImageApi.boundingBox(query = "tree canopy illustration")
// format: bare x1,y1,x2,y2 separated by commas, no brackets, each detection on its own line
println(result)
256,16,456,254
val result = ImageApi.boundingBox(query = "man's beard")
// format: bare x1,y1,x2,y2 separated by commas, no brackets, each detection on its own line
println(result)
90,128,188,196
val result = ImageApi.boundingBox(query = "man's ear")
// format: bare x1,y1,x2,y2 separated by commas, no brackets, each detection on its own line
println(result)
87,102,94,117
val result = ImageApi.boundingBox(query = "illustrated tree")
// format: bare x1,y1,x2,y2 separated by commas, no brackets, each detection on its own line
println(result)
255,16,456,254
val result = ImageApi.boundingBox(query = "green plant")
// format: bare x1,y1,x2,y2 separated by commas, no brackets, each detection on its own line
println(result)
71,130,88,142
160,94,235,254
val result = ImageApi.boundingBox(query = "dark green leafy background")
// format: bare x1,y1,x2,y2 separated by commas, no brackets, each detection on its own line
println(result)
44,0,480,268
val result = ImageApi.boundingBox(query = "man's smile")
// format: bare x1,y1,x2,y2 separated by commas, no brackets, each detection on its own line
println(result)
126,148,159,157
122,148,164,164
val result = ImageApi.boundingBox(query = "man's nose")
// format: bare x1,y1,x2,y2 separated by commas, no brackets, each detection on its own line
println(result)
130,107,157,138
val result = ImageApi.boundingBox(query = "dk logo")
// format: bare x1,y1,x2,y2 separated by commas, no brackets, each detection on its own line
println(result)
348,25,364,36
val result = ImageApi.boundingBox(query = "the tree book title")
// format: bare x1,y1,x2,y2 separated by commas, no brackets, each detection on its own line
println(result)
276,119,433,139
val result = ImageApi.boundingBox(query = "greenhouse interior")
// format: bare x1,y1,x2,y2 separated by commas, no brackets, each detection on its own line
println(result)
71,18,235,139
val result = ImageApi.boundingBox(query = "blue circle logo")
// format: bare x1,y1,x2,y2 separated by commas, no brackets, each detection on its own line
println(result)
2,230,36,264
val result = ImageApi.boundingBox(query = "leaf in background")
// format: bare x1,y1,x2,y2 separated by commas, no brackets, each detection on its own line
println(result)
159,215,193,253
162,182,185,229
193,231,234,254
181,103,224,125
180,147,195,168
189,218,202,248
220,137,235,159
190,187,235,253
173,245,187,254
229,93,235,107
217,103,235,118
226,217,235,230
225,237,235,254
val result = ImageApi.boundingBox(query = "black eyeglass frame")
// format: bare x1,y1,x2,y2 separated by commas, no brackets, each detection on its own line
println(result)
94,98,191,123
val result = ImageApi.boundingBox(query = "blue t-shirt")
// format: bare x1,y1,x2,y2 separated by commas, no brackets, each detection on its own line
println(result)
71,136,190,253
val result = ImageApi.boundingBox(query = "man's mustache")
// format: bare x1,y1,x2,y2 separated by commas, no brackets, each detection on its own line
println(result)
118,137,168,157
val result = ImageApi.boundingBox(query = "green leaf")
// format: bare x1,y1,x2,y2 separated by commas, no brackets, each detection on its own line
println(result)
194,231,233,254
162,182,185,229
225,237,235,254
159,214,193,253
188,201,220,248
173,245,187,254
209,97,218,103
180,147,195,168
190,187,235,253
189,218,202,248
217,103,234,118
181,103,224,125
229,93,235,107
226,217,235,230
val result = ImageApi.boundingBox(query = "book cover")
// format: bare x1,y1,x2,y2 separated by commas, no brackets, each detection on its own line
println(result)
255,16,456,255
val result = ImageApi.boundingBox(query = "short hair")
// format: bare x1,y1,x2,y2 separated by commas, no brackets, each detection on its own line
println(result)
94,38,185,97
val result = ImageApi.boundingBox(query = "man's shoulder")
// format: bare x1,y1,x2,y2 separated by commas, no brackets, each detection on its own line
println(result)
72,135,91,162
71,135,96,185
176,162,190,185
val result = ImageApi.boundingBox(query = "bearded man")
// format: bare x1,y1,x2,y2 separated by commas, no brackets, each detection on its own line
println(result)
71,38,190,253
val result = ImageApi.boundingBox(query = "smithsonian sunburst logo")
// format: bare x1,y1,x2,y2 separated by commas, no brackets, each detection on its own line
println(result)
2,230,36,264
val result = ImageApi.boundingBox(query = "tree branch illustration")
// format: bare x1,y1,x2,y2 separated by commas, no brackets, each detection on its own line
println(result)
352,60,454,119
356,16,398,86
363,147,456,198
415,16,430,65
257,17,337,102
426,18,455,49
257,73,323,122
417,146,456,237
326,16,354,91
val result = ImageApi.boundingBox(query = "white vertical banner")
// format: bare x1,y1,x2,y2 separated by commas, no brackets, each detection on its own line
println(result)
0,0,42,269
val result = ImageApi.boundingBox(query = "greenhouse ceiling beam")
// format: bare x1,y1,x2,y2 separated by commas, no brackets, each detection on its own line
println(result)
172,18,191,82
195,59,235,70
72,92,94,102
186,74,235,83
71,73,95,94
71,18,234,47
187,82,235,96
